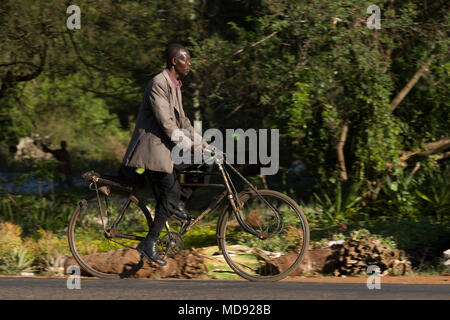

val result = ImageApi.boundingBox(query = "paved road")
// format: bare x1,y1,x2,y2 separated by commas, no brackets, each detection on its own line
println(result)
0,277,448,300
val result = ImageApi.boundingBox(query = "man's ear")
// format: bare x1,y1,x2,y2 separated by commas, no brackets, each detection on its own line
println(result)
171,56,177,66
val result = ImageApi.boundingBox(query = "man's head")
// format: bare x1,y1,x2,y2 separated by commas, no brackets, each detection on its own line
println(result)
61,141,67,149
165,43,191,77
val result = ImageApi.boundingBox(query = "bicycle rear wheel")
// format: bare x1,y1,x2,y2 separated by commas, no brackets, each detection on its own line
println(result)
218,189,309,282
68,189,153,278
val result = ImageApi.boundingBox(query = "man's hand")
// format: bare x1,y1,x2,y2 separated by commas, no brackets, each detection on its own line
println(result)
191,141,203,154
204,145,216,154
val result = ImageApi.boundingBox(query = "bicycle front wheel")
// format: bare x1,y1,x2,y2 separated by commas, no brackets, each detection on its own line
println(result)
68,190,153,278
218,189,309,282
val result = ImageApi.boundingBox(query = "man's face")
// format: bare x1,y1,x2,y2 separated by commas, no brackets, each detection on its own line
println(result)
173,49,191,76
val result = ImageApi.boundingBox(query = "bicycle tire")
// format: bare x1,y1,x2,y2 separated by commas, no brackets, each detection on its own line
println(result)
217,189,309,282
68,190,153,278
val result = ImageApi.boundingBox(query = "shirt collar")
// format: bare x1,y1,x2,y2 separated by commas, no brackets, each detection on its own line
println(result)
165,69,182,90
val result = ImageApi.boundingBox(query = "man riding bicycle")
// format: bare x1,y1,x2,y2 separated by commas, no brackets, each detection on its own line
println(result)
121,43,212,266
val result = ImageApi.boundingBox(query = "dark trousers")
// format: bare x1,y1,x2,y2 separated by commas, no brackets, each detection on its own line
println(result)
146,162,206,239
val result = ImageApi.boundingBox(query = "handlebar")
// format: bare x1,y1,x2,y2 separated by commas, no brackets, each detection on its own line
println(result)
202,146,225,165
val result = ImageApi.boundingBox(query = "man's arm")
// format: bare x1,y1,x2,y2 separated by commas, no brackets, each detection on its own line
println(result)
41,143,54,155
149,81,192,150
182,117,209,149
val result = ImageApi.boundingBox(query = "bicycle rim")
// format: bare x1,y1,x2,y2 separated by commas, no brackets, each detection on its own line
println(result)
68,191,152,278
218,190,309,282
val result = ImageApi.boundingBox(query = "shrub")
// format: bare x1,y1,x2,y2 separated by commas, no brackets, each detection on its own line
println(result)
0,221,74,276
0,191,75,236
0,221,36,274
31,229,70,275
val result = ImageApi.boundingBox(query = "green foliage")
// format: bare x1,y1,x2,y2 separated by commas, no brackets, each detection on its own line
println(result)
381,173,419,219
348,229,398,249
182,223,217,249
1,73,132,170
286,82,311,137
236,230,287,253
0,221,73,275
354,216,450,253
1,0,448,181
415,169,450,220
0,188,76,236
312,181,363,226
0,247,35,275
369,166,450,222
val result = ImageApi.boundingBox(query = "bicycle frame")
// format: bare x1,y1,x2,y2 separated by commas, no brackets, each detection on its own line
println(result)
176,156,270,239
91,152,280,247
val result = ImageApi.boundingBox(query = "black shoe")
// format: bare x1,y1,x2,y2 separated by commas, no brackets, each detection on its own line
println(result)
136,238,167,266
172,201,189,220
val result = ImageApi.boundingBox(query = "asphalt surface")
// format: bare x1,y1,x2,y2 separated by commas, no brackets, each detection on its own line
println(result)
0,277,448,300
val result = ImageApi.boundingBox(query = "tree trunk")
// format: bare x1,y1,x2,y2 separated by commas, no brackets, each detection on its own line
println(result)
336,122,349,181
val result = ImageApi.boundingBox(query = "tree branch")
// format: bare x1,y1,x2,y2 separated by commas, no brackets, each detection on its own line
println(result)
0,43,47,98
389,55,435,112
67,31,109,74
399,138,450,166
0,61,41,68
232,31,279,56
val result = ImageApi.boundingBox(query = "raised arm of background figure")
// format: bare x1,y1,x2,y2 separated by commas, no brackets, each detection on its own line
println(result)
41,143,53,154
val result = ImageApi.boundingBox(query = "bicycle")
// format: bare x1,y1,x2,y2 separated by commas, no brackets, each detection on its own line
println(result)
67,151,310,282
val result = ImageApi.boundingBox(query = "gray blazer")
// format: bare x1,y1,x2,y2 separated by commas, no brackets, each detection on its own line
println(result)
122,70,205,173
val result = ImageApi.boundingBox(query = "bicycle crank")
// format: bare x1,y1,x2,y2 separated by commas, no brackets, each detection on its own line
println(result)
159,232,184,258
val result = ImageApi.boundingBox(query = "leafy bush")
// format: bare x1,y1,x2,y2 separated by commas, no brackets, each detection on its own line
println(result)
0,221,35,274
377,172,420,219
312,181,363,226
355,216,450,253
415,168,450,221
30,230,70,275
0,221,74,275
0,248,35,275
0,190,75,236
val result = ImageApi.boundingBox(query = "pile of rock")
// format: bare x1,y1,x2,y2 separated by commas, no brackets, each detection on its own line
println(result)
14,134,52,161
443,249,450,273
322,236,412,276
